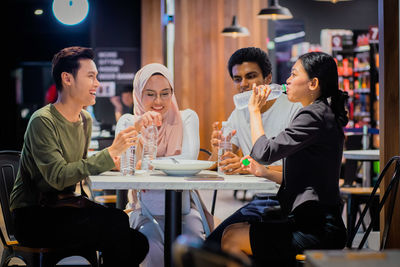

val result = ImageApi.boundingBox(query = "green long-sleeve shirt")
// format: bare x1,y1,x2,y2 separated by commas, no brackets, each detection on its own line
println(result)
10,104,115,211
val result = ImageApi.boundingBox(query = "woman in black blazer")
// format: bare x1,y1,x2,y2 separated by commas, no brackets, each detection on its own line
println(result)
221,52,348,266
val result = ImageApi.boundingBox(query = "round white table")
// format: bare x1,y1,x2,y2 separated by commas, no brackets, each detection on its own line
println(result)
88,170,278,267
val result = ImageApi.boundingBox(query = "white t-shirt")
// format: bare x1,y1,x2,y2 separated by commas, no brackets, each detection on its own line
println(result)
226,94,302,165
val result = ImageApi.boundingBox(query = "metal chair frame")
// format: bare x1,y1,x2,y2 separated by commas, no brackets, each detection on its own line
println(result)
346,155,400,249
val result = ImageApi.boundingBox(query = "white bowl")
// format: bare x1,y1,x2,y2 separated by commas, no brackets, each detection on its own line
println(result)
150,159,215,176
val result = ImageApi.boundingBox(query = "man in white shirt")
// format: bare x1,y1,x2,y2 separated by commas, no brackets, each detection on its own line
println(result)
206,47,301,248
209,47,301,174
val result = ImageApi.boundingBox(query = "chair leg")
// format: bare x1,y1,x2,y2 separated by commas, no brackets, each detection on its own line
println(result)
211,190,218,215
233,190,238,199
357,205,367,232
346,194,359,247
242,190,248,202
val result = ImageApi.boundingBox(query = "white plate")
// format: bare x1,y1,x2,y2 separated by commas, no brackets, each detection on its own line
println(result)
150,159,215,176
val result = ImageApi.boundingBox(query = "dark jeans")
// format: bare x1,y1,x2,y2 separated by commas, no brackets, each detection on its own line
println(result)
13,206,149,267
205,198,279,249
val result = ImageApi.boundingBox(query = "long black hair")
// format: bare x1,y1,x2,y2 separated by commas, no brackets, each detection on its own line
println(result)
298,52,349,127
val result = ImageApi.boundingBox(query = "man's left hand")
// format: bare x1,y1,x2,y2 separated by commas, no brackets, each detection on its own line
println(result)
219,151,248,175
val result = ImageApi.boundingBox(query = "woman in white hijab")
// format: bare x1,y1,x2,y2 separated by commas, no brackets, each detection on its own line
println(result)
117,63,212,267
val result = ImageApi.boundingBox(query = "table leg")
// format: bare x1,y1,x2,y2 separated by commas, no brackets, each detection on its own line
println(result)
165,190,182,267
116,189,128,210
362,161,371,187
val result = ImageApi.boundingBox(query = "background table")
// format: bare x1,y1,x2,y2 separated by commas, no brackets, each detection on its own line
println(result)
343,150,379,187
88,170,278,267
343,150,379,161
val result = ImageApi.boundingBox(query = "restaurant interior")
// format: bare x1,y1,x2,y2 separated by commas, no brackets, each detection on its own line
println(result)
2,0,400,266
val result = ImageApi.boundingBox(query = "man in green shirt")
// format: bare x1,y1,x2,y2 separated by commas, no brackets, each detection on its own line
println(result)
10,46,148,267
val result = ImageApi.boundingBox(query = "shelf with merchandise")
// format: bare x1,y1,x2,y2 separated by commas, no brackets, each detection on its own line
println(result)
332,30,377,132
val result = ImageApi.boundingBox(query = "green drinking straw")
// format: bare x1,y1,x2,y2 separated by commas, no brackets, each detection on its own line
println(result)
282,84,287,93
242,158,250,166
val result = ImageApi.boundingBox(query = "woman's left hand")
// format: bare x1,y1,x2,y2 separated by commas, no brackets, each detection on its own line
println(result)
241,155,269,177
248,83,270,113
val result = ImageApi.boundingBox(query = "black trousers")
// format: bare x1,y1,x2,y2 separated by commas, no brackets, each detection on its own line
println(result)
13,206,149,267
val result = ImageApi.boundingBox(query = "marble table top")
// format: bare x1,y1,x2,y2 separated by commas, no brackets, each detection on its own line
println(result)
88,170,278,191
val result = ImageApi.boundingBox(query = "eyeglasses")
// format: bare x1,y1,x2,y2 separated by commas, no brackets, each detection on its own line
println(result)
142,90,172,101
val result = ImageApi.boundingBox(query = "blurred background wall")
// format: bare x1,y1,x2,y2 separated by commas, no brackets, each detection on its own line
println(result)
4,0,378,154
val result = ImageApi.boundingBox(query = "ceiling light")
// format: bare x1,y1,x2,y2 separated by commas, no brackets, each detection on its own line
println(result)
258,0,293,20
52,0,89,26
221,16,250,38
34,9,43,15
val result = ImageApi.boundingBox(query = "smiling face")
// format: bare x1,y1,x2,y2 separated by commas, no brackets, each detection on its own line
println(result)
286,60,319,107
142,74,173,115
232,62,271,93
62,58,99,107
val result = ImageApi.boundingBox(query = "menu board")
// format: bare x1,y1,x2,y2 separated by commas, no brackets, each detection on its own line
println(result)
95,48,139,97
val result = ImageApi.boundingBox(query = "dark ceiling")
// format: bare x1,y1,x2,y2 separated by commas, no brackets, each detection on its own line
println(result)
8,0,91,66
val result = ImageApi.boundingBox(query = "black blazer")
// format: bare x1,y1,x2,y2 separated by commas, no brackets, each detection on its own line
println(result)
250,98,344,215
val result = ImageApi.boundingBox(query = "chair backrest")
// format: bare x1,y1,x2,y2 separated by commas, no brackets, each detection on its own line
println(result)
198,148,212,160
347,155,400,249
0,150,21,246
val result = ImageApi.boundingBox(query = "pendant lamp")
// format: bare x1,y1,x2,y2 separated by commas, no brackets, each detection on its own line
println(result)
258,0,293,20
221,16,250,38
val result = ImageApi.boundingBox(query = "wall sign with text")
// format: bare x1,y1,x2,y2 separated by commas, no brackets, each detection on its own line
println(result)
95,48,140,97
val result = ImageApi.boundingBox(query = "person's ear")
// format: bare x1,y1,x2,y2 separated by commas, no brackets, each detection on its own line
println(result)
264,73,272,84
309,77,319,91
61,72,73,86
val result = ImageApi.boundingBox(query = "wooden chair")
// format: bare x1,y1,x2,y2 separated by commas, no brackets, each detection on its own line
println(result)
0,150,99,267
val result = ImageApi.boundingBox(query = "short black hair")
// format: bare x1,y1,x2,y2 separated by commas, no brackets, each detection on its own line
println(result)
228,47,272,79
52,46,95,91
